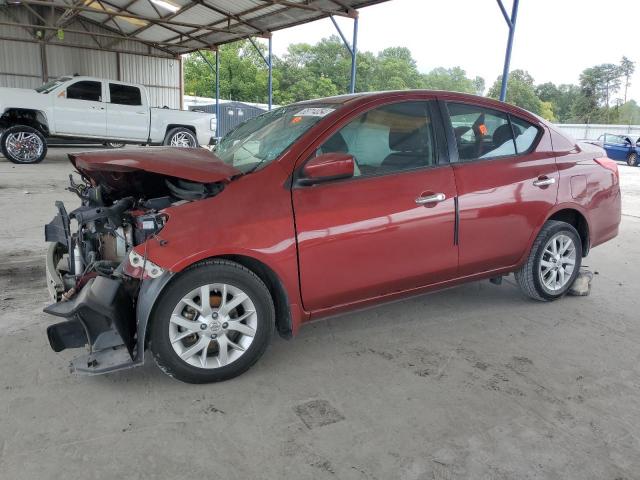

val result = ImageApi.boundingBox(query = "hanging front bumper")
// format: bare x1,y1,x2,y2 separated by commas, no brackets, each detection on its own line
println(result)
44,275,142,375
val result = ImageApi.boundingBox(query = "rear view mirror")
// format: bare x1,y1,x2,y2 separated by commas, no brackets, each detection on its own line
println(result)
300,153,354,185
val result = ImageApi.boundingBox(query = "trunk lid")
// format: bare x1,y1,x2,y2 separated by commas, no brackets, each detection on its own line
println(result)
70,147,240,183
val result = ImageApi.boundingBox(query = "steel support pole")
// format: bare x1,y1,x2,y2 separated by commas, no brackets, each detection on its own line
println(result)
349,15,358,94
498,0,519,102
330,14,358,94
215,47,220,137
196,49,220,136
248,36,273,110
268,35,273,111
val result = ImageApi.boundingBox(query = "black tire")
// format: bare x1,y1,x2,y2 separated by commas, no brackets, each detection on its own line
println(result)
149,259,275,383
163,127,198,148
515,220,582,301
627,152,638,167
0,125,47,164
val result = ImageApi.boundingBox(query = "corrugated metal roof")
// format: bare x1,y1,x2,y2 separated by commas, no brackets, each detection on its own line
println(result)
2,0,390,55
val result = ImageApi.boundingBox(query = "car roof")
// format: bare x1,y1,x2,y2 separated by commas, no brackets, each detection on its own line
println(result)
292,90,543,124
60,75,144,89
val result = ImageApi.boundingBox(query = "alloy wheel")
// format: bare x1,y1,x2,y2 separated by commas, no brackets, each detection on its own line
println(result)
539,233,576,291
169,283,257,369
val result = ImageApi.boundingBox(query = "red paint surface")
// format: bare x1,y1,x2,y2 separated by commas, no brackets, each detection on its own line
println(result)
71,147,240,183
87,91,620,335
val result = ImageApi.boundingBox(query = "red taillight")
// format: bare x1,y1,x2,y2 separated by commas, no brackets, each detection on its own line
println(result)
594,157,619,184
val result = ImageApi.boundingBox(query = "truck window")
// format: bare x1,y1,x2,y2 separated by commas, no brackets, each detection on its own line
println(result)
109,83,142,106
67,81,102,102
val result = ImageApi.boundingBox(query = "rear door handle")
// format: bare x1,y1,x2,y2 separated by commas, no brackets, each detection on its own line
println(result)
533,177,556,187
415,193,446,205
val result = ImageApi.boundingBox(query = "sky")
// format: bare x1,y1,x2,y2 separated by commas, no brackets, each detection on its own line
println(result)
269,0,640,102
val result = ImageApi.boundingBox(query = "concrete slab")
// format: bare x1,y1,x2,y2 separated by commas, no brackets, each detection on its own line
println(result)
1,149,639,479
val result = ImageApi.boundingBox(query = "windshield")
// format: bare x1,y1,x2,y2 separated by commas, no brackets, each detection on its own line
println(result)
215,104,336,173
35,77,71,94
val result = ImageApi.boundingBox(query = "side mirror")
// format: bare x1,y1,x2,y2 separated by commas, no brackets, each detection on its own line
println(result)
300,152,354,185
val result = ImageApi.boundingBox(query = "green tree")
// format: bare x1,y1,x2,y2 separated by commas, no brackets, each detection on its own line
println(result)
488,69,543,116
620,56,635,104
183,41,273,103
536,82,581,123
618,100,640,124
539,101,556,122
574,64,624,122
421,67,477,93
370,47,422,90
473,76,485,96
183,37,634,127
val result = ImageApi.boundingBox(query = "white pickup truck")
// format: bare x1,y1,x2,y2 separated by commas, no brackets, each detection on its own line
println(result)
0,76,216,164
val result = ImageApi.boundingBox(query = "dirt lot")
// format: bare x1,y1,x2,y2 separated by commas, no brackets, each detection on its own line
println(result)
1,147,639,479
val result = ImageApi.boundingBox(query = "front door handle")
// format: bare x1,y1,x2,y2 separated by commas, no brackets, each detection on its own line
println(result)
533,177,556,187
415,192,446,205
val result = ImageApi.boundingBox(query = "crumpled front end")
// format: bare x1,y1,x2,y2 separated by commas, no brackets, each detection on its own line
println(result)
43,152,229,375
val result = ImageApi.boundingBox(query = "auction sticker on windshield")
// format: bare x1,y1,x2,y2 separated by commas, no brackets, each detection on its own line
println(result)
295,108,335,117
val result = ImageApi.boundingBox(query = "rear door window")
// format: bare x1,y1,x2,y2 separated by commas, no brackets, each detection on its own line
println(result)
447,103,515,161
66,81,102,102
109,83,142,106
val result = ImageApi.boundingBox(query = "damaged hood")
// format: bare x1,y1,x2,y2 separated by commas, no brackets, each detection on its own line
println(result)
70,147,241,183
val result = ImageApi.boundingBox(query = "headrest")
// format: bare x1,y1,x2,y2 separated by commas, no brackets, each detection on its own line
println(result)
492,124,513,146
389,129,422,151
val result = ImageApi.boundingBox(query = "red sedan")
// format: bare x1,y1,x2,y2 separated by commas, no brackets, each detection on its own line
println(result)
44,90,621,383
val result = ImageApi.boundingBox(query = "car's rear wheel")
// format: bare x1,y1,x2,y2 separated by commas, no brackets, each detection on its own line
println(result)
515,220,582,301
1,125,47,164
149,260,274,383
627,152,638,167
163,127,198,148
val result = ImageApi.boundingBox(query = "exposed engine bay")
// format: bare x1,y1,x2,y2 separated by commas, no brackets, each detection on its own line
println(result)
43,153,231,374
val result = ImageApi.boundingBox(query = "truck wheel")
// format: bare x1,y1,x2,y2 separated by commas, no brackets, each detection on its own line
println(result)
164,127,198,148
1,125,47,164
515,220,582,301
627,152,638,167
149,260,275,383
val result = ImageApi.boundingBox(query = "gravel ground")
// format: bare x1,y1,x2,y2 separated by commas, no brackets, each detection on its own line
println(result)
1,147,639,479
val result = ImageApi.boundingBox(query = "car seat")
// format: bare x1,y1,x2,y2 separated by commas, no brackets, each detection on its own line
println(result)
381,128,430,171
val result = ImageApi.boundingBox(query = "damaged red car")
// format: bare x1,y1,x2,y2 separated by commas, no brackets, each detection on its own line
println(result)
44,91,621,383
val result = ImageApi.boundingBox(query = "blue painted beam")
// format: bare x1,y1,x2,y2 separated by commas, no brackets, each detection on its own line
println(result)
498,0,519,102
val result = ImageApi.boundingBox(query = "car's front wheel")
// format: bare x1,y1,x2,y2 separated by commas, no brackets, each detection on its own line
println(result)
627,152,638,167
163,127,198,148
149,260,275,383
515,220,582,301
0,125,47,164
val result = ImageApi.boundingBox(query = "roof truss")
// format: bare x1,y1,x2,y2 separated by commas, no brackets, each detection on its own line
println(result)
1,0,386,56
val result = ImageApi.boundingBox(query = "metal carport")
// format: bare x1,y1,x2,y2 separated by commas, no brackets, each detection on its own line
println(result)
1,0,520,126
